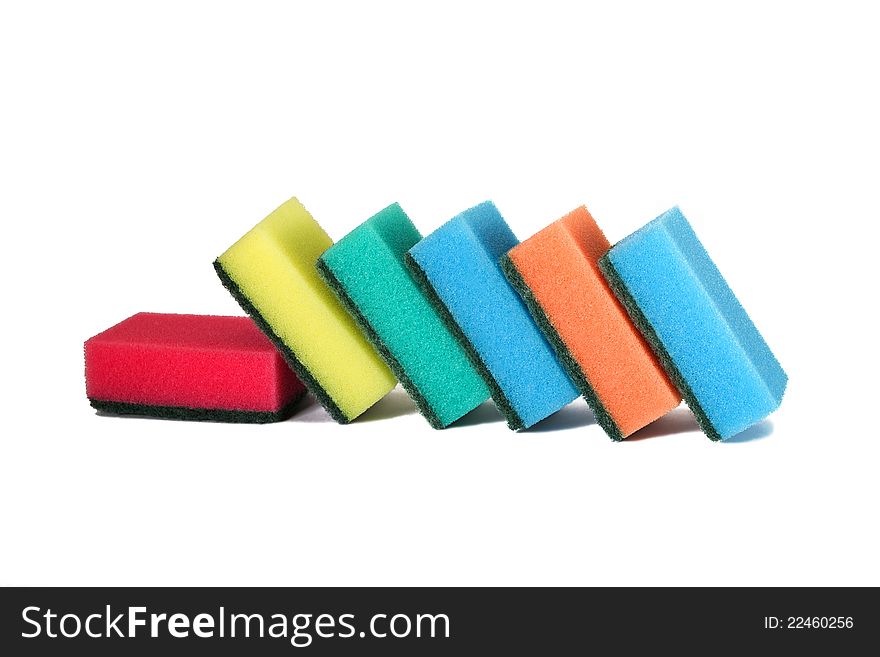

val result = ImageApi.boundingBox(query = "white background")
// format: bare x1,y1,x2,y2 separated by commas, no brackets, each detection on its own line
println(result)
1,1,877,586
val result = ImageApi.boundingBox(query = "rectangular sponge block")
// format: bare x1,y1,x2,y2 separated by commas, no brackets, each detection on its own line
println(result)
214,197,397,423
317,203,490,428
85,313,307,422
599,207,787,440
405,201,579,430
502,206,681,440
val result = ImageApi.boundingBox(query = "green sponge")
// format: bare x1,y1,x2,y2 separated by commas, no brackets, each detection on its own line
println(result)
317,203,490,428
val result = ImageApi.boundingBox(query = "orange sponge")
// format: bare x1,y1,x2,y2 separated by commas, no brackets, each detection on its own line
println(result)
502,206,681,440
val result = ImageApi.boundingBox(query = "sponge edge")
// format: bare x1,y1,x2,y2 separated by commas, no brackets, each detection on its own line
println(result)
89,398,304,423
599,207,787,440
405,201,579,430
502,206,681,440
214,197,396,423
317,203,489,429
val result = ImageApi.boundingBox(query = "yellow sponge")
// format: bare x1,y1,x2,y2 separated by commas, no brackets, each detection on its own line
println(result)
214,197,396,422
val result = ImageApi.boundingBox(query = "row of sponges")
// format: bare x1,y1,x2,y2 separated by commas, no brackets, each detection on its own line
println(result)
85,197,786,441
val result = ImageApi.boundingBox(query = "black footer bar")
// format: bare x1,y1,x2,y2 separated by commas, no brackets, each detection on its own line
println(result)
1,586,875,654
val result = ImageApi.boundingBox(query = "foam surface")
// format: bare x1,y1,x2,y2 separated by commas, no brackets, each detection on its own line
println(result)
214,197,396,423
406,201,578,429
318,203,489,428
85,313,306,421
599,207,787,440
504,206,681,439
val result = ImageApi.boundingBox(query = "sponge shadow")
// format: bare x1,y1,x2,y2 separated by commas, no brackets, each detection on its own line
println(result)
626,407,701,441
723,420,774,443
626,409,775,443
295,388,418,424
294,395,336,423
449,401,504,428
526,402,596,432
355,388,418,423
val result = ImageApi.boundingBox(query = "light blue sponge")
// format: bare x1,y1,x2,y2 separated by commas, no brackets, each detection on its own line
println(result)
405,201,579,430
598,207,787,441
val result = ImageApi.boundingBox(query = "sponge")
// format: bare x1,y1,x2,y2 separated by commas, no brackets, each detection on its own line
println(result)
599,207,787,441
317,203,490,428
214,197,396,423
405,201,579,430
502,206,681,440
85,313,306,422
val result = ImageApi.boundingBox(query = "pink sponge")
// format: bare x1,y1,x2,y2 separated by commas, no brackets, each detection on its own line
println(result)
85,313,306,422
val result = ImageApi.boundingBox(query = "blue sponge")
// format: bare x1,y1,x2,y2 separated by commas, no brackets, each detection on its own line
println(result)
598,207,787,441
405,201,579,429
